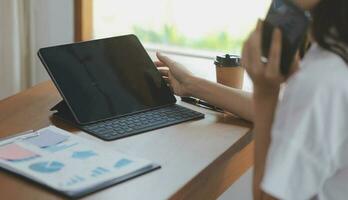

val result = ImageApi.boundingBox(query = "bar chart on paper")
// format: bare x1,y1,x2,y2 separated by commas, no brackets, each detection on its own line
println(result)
65,175,86,186
91,167,110,177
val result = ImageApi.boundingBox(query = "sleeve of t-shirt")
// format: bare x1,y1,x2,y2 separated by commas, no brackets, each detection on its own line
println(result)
261,82,335,200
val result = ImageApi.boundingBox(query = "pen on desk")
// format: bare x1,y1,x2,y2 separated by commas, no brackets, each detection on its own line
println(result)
181,97,224,113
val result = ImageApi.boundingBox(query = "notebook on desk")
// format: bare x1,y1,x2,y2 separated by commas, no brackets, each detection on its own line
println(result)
0,126,160,198
38,34,204,141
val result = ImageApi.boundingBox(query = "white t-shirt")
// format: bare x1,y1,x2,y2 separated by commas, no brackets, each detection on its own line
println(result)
261,43,348,200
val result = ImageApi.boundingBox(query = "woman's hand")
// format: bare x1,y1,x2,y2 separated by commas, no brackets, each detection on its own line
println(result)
242,20,293,96
155,52,196,96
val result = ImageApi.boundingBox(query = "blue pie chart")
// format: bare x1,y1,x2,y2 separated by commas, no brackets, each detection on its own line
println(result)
29,161,64,173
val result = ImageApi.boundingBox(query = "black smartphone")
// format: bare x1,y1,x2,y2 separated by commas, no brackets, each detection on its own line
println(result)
262,0,311,75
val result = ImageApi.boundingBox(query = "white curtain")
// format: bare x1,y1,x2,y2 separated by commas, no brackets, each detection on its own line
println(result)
0,0,32,99
0,0,74,100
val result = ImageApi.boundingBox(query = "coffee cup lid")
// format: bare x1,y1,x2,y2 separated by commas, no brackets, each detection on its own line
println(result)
214,54,241,67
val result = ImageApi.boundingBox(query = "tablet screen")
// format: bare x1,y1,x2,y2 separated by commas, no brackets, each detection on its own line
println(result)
39,35,176,124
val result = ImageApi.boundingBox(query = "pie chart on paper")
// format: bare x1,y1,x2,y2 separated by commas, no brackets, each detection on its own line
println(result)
29,161,64,173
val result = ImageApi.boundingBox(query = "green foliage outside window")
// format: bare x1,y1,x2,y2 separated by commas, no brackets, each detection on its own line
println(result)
133,24,245,52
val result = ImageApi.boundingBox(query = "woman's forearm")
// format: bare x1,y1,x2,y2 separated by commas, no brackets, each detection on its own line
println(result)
252,91,279,200
187,77,254,122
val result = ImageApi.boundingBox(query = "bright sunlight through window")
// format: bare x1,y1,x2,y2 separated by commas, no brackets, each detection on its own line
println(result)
93,0,271,54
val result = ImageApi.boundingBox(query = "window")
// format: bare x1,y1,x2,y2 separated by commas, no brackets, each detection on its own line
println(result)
75,0,271,91
92,0,271,54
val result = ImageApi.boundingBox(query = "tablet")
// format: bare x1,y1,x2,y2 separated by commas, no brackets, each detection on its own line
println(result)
38,35,176,124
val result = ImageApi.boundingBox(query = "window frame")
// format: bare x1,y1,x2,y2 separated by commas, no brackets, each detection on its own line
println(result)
74,0,93,42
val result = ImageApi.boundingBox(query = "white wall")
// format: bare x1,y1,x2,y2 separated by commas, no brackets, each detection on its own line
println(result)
30,0,74,85
0,0,74,100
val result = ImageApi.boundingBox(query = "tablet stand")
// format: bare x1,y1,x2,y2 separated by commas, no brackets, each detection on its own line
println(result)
50,100,77,123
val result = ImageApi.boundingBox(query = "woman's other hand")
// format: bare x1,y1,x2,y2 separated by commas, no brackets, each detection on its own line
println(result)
241,20,299,96
155,52,196,96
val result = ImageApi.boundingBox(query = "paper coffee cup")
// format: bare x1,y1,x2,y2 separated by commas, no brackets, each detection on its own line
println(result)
215,54,244,89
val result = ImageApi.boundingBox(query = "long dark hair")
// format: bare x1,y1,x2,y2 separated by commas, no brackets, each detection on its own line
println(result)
311,0,348,63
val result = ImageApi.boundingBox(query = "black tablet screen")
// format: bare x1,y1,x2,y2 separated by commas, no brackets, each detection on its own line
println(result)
39,35,176,124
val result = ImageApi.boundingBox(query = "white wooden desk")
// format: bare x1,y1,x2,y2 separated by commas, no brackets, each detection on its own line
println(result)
0,54,253,200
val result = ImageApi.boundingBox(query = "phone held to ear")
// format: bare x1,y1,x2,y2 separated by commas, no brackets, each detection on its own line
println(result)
262,0,311,76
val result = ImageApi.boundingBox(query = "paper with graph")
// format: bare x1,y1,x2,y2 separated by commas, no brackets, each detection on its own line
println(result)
0,126,157,197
